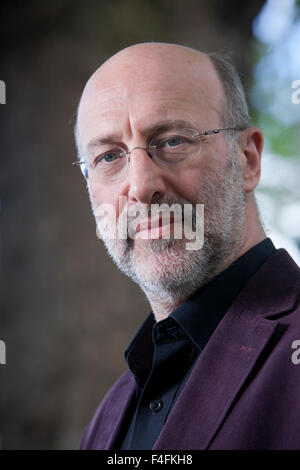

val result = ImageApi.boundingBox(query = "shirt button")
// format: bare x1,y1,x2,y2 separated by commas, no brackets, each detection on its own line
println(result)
149,399,163,413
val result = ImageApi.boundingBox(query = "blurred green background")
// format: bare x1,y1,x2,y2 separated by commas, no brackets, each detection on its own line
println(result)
0,0,299,450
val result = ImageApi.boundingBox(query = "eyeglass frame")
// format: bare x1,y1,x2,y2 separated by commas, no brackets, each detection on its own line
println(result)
72,126,246,180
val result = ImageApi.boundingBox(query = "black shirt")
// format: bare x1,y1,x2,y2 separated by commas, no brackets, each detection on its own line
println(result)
118,238,276,450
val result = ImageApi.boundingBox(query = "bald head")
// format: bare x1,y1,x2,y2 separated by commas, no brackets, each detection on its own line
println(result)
81,42,222,103
76,43,232,154
75,42,251,159
84,43,219,91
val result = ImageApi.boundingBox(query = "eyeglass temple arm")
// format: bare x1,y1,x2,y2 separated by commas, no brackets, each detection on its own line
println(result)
201,126,247,136
72,160,85,167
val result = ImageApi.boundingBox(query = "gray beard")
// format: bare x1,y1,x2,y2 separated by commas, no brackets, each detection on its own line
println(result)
93,149,246,306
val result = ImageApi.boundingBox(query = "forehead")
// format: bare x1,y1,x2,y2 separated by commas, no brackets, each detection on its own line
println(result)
77,51,224,148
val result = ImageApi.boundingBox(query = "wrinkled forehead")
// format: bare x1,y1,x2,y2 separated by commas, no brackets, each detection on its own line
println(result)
76,50,225,147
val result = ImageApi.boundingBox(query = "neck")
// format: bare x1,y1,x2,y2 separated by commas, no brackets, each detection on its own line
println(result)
147,291,191,323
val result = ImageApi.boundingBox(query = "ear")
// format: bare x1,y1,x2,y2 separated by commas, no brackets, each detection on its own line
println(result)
239,127,263,193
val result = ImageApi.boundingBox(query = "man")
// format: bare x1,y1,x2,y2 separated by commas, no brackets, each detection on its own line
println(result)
73,42,300,450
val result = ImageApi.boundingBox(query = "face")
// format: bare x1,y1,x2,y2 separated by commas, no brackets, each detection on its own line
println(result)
77,45,247,304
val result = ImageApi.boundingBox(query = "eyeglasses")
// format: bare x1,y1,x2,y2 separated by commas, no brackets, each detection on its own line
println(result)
72,126,244,184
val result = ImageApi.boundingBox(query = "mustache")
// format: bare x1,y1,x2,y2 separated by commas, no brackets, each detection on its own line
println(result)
118,196,200,242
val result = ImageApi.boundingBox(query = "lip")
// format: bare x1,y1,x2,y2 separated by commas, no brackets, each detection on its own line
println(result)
134,213,185,240
135,221,175,240
136,213,179,233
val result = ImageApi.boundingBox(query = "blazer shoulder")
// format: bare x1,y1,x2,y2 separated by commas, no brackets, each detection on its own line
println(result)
236,248,300,319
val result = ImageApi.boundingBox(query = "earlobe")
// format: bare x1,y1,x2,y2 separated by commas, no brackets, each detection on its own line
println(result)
242,127,263,193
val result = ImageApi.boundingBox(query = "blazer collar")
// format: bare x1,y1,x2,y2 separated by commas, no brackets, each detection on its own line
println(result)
236,248,300,318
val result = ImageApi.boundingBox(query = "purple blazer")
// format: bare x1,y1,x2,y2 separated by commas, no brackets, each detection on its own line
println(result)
79,248,300,450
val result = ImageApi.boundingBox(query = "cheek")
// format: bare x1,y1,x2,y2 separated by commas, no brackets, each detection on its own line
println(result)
88,184,115,213
88,185,101,213
88,185,126,230
175,165,211,202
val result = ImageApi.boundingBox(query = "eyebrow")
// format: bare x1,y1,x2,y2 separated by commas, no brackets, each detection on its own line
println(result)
86,119,194,152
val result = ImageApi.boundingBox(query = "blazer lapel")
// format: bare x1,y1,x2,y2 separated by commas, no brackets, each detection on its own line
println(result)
153,248,300,450
153,301,279,450
104,371,136,449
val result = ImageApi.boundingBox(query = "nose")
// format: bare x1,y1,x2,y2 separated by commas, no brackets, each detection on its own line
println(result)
126,147,167,205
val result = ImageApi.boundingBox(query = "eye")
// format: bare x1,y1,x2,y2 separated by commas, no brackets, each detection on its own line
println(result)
94,150,123,166
163,136,187,148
